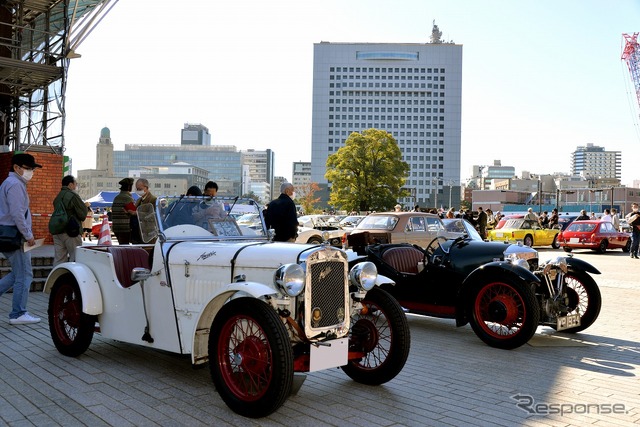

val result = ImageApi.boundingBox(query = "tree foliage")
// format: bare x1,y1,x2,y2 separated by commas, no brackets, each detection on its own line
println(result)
296,182,321,214
325,129,409,212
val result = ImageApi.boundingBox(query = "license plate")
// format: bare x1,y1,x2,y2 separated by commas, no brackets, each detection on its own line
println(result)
495,232,503,238
309,338,348,372
556,313,581,331
569,238,579,243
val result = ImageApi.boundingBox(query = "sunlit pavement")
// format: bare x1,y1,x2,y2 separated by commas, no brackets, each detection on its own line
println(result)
0,247,638,426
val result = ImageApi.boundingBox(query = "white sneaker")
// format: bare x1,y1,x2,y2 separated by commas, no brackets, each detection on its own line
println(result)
9,312,41,325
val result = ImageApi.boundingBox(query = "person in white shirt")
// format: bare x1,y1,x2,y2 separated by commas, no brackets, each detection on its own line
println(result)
601,209,612,223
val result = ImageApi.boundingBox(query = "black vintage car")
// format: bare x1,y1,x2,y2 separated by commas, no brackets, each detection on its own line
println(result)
351,222,602,350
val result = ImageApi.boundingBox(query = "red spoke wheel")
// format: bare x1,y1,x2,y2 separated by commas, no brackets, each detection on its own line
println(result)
342,287,410,385
209,298,293,418
48,274,95,357
469,279,538,350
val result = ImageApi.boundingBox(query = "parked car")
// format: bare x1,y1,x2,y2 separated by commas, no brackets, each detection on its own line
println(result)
44,196,411,418
619,218,632,233
442,218,482,238
338,215,366,230
557,214,578,231
295,214,344,245
348,211,463,249
494,214,524,230
487,218,561,248
356,232,602,350
558,220,631,253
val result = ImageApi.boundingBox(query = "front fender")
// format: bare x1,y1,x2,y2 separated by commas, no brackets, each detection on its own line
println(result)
375,273,395,286
191,282,279,365
43,263,103,315
455,262,540,326
564,257,601,275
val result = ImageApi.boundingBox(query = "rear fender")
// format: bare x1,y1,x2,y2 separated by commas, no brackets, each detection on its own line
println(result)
455,262,540,326
191,282,279,366
43,264,103,315
564,257,601,275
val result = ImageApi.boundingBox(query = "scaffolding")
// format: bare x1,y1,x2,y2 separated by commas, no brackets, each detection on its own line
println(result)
0,0,116,154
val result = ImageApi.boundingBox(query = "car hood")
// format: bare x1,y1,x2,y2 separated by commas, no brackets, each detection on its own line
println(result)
166,240,317,269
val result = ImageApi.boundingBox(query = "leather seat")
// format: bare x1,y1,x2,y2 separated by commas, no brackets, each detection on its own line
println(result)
381,246,424,274
106,246,151,288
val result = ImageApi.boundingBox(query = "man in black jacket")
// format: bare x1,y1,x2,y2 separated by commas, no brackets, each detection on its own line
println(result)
264,183,298,242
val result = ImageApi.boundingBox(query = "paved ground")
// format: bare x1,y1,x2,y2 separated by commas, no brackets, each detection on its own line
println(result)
0,247,638,426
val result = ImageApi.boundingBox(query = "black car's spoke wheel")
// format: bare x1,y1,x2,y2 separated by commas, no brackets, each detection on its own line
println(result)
342,287,410,385
48,275,95,357
554,269,601,333
209,298,293,418
469,279,539,349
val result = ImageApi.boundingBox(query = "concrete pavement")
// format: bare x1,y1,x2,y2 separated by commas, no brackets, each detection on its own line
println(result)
0,248,638,426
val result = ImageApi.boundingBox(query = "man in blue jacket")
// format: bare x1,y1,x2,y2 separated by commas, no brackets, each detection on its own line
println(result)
0,153,42,324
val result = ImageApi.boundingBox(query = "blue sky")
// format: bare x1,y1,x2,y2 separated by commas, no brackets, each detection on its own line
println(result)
64,0,640,185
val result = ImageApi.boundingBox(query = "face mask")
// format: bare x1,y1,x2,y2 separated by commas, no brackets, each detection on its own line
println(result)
21,169,34,181
290,192,296,200
136,190,145,197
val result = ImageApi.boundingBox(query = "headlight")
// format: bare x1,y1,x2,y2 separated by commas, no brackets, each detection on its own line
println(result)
274,263,305,297
349,261,377,291
542,256,568,275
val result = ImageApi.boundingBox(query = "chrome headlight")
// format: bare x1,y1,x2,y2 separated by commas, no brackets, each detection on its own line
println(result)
349,261,377,291
274,263,305,297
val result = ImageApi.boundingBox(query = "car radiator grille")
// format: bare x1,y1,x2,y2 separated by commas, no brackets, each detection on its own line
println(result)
304,248,349,337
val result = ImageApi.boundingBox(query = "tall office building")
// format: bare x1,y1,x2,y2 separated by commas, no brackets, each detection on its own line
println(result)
311,41,462,207
241,149,275,200
571,143,621,180
292,161,311,188
181,123,211,146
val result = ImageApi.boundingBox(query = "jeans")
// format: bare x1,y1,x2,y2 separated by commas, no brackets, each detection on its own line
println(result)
631,228,640,256
0,248,33,319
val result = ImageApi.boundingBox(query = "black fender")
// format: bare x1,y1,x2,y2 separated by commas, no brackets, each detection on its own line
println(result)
564,257,601,275
455,261,541,327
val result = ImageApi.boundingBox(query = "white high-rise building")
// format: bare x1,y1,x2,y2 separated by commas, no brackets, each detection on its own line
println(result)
571,143,621,181
311,41,462,207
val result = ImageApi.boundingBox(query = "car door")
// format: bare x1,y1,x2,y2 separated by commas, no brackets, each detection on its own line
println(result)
600,222,619,248
403,215,430,247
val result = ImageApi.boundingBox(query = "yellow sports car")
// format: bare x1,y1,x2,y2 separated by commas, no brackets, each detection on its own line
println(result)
487,218,560,248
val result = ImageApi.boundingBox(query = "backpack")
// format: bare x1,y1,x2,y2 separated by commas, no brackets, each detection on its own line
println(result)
48,199,68,235
48,194,81,237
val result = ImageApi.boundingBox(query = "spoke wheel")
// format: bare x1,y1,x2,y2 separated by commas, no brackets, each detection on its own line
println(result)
553,269,601,333
342,287,410,385
48,275,95,357
209,298,293,418
469,279,538,349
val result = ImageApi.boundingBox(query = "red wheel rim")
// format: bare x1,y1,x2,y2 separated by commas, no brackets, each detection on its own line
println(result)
216,314,272,401
52,282,82,345
474,282,527,339
350,302,391,370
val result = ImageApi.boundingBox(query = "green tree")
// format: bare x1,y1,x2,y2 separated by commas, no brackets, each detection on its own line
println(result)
326,129,409,212
242,191,261,204
296,182,321,215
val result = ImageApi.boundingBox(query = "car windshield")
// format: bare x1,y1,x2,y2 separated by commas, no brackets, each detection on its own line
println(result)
153,196,267,240
503,219,538,229
356,215,398,231
567,223,597,232
442,218,483,241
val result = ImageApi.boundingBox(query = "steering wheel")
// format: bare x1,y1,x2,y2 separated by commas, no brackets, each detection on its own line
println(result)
424,236,449,266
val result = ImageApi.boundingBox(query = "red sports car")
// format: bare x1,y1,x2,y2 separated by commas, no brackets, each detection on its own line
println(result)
558,220,631,253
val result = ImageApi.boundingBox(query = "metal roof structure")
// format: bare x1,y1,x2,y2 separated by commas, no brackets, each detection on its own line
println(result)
0,0,117,153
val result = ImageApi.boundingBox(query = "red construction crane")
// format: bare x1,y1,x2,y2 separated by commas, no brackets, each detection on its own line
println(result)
622,33,640,110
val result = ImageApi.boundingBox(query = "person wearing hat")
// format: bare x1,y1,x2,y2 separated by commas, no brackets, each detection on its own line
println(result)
394,204,402,212
0,153,42,324
111,177,136,244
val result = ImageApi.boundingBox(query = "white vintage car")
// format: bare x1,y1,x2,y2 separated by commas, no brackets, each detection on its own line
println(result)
44,196,410,418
